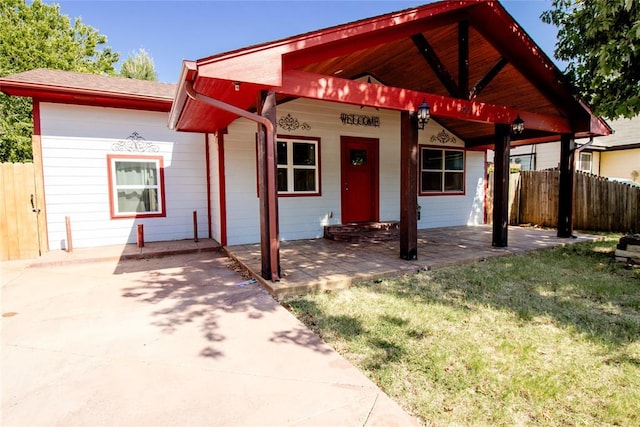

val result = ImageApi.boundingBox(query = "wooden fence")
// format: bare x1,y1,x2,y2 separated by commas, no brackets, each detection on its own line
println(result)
494,170,640,233
0,162,42,260
485,172,522,226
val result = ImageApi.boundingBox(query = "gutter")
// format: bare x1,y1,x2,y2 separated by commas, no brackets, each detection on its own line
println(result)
574,136,595,153
167,61,197,130
183,81,280,282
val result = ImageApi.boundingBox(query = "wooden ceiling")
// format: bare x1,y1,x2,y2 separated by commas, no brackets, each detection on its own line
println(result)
293,22,565,146
171,1,609,146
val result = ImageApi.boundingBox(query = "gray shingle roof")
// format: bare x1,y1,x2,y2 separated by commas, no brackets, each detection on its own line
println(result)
1,68,176,100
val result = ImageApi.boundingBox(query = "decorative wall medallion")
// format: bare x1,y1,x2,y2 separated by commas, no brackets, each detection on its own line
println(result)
430,129,457,145
340,113,380,127
112,132,159,152
278,113,311,131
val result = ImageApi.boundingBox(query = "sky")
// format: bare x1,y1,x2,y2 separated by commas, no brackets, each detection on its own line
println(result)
45,0,561,83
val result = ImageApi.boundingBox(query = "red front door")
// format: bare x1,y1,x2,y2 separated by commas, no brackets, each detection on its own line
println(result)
340,136,379,223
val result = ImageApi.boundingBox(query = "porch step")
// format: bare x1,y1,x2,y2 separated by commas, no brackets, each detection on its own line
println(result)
323,221,400,243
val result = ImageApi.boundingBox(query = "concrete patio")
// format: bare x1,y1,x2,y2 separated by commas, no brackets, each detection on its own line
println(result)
22,225,599,300
2,251,419,426
226,225,600,298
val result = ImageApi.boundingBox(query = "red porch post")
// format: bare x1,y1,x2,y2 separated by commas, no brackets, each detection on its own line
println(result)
400,111,419,260
557,133,575,237
492,123,511,247
256,91,281,280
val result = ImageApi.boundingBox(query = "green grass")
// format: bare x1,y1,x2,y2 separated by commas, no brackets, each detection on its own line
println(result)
285,236,640,426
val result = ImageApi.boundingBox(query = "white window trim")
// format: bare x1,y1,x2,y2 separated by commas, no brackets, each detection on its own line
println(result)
577,152,593,173
277,138,320,195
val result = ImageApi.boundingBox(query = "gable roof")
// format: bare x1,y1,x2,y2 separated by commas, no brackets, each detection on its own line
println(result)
0,68,175,112
169,0,610,146
581,116,640,151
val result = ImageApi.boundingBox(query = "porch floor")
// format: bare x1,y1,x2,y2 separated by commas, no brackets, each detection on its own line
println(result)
226,225,601,299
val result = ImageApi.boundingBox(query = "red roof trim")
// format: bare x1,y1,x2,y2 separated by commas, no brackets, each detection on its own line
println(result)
171,0,609,138
280,70,573,133
168,61,197,128
0,78,172,112
194,1,476,87
197,1,473,69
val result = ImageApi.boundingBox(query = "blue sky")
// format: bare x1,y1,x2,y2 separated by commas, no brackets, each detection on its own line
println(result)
47,0,560,83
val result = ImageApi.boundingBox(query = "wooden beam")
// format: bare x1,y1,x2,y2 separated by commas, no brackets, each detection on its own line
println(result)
458,21,469,99
468,4,578,120
279,70,573,133
400,111,419,260
411,34,459,98
256,91,281,280
557,134,575,238
469,57,508,100
492,124,511,247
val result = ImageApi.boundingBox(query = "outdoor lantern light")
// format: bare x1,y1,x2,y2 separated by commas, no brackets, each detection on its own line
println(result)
416,99,430,129
511,114,525,135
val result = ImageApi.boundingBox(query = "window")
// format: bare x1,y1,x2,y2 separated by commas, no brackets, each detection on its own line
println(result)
510,154,536,171
420,147,465,194
107,155,165,218
577,152,592,173
275,137,320,195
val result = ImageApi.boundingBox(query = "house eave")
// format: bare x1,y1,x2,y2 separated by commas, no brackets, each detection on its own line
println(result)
0,80,173,112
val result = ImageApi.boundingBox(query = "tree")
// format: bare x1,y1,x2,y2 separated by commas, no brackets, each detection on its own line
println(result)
542,0,640,119
120,48,158,81
0,0,119,162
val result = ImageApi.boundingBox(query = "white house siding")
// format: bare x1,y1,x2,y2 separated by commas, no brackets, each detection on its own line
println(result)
222,98,485,245
39,103,208,250
497,142,561,171
418,150,486,228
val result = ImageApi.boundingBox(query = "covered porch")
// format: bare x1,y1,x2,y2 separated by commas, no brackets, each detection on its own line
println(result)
226,225,600,298
169,1,611,284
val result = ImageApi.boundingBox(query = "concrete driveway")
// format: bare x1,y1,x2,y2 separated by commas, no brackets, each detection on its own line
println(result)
1,252,418,426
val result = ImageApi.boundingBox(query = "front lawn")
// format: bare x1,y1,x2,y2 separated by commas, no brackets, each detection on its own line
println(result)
285,236,640,426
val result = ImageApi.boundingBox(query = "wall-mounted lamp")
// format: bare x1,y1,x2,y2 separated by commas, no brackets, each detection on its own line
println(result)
416,99,431,130
233,81,241,91
511,114,525,135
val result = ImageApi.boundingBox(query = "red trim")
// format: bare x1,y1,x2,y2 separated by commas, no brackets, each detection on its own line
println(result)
32,99,41,136
196,1,473,83
280,70,573,134
205,134,213,239
2,84,171,112
418,145,467,197
217,131,228,246
107,154,166,219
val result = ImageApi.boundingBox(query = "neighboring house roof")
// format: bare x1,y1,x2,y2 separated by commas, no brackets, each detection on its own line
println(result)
169,0,610,145
0,68,176,112
581,117,640,151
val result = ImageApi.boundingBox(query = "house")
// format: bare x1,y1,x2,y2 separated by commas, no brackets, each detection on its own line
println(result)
0,1,610,278
508,117,640,184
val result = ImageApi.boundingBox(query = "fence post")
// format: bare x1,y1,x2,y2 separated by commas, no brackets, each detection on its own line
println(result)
137,224,144,248
193,210,199,242
65,216,73,252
